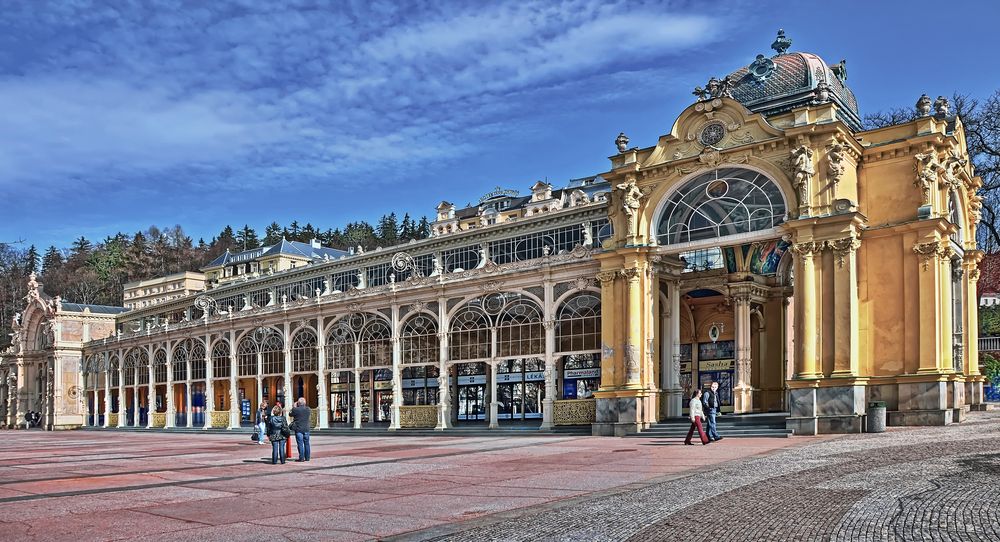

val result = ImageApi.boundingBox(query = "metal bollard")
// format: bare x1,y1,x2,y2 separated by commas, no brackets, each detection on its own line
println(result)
866,401,887,433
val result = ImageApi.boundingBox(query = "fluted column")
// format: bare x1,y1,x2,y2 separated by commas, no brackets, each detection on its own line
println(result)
829,235,861,376
228,338,239,429
488,361,499,429
165,346,175,428
667,279,683,417
204,336,214,429
622,267,643,387
353,343,362,429
390,305,402,430
732,291,753,413
116,355,125,427
792,242,823,379
103,354,111,428
436,295,452,430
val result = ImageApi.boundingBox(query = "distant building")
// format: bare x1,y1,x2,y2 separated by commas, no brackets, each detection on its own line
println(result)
123,272,206,311
982,292,1000,307
201,238,348,287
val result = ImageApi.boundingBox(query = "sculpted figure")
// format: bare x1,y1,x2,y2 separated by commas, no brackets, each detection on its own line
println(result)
916,94,932,116
791,145,814,212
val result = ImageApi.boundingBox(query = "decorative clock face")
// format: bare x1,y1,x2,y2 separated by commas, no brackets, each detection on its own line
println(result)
699,122,726,146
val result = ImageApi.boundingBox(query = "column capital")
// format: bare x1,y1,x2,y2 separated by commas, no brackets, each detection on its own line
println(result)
595,270,618,285
790,241,824,260
826,236,861,269
619,266,641,283
913,240,949,271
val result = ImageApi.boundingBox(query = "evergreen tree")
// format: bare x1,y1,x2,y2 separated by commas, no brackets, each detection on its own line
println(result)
288,221,301,241
236,224,260,251
301,223,317,242
263,222,283,245
42,246,63,273
416,216,432,239
70,236,92,257
23,245,39,274
399,213,415,242
376,213,399,246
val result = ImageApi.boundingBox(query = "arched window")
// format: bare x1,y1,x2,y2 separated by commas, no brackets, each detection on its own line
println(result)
172,341,189,382
135,349,150,385
291,329,318,372
109,355,120,387
949,191,964,246
556,293,601,353
359,317,391,368
656,167,786,245
212,339,231,379
153,350,168,383
237,328,284,376
497,300,543,357
326,320,356,370
189,340,207,380
449,305,491,361
401,313,438,365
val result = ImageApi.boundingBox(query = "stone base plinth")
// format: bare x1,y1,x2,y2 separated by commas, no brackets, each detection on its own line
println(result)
888,409,953,426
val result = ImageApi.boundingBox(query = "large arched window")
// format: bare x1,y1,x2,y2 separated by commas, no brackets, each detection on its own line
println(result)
656,167,786,245
153,350,168,383
212,339,230,379
291,329,318,372
556,293,601,353
401,313,438,365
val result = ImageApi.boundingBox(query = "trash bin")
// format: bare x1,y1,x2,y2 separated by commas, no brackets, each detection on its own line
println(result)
866,401,886,433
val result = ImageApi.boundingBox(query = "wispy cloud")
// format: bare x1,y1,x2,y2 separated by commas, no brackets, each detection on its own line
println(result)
0,0,734,246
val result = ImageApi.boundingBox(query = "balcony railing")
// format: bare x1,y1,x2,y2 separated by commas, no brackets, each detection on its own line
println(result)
980,336,1000,353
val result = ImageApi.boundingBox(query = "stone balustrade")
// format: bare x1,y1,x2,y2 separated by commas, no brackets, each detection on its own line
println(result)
553,398,597,425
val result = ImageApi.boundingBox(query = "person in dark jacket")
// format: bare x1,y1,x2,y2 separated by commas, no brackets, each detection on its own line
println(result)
267,405,288,464
289,397,311,462
701,381,723,442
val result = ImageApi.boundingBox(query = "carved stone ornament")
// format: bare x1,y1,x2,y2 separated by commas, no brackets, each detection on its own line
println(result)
913,241,945,271
619,267,641,282
596,271,617,285
913,151,943,206
916,94,932,117
969,193,984,223
791,145,815,215
934,96,951,116
941,150,968,190
969,268,981,282
748,54,775,83
812,81,831,104
827,237,861,268
826,135,848,189
790,241,824,260
480,280,504,293
346,302,363,312
693,75,735,101
771,28,792,55
410,300,428,314
615,132,630,153
573,277,594,291
614,178,647,245
624,343,640,382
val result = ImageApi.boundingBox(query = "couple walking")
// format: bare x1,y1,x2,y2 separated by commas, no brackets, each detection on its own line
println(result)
255,398,312,464
685,381,724,445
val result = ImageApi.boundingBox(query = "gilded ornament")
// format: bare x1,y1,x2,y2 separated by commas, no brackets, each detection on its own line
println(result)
827,237,861,269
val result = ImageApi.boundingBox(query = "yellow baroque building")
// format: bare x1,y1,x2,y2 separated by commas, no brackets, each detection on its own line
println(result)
0,32,984,435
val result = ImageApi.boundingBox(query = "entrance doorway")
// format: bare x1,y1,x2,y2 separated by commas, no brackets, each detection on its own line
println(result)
496,358,544,421
454,362,487,421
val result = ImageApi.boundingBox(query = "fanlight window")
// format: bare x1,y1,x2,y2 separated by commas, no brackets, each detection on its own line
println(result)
291,329,318,372
109,356,120,387
449,293,544,361
556,293,601,353
212,340,231,379
153,350,168,383
656,167,786,245
324,313,392,370
401,313,438,365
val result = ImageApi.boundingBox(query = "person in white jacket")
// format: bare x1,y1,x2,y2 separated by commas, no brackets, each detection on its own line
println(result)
685,389,709,445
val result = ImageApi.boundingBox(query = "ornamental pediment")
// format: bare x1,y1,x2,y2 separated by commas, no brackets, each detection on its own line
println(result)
641,97,784,170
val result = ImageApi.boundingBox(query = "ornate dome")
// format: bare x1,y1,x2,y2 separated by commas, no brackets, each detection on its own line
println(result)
723,30,862,131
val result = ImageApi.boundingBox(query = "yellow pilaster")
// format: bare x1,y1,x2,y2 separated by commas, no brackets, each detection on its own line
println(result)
829,234,861,377
792,241,823,379
913,237,946,374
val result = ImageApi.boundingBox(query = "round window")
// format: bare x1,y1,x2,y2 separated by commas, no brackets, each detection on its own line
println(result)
699,122,726,146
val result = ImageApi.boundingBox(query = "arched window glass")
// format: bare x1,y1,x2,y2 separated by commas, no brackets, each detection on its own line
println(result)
153,350,168,383
656,167,786,245
556,293,601,353
190,340,207,380
359,317,391,368
291,329,318,372
109,355,120,388
326,320,356,370
135,349,150,385
449,306,492,361
212,340,230,379
497,300,544,357
172,342,189,382
401,313,438,365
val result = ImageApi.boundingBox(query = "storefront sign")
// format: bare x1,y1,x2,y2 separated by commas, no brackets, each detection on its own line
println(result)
374,380,393,390
699,359,733,371
525,371,545,381
457,375,487,385
427,377,439,387
402,378,426,388
564,368,600,379
496,372,523,383
330,383,350,392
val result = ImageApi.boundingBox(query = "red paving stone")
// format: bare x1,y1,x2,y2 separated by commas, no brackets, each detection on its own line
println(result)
0,429,817,541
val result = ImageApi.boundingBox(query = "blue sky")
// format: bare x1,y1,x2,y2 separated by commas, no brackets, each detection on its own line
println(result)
2,0,999,250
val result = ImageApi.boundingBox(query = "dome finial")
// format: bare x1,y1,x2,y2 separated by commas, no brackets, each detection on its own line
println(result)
771,29,791,55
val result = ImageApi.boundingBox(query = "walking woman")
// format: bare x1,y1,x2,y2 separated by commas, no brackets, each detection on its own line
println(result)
685,389,710,445
255,400,269,445
267,405,289,464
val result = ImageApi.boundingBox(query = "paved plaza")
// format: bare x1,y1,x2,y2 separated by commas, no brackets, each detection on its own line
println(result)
1,414,999,541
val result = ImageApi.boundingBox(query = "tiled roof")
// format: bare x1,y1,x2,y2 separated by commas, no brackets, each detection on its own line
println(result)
60,303,127,315
202,240,349,269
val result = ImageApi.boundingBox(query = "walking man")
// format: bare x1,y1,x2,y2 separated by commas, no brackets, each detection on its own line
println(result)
701,381,723,442
290,397,311,462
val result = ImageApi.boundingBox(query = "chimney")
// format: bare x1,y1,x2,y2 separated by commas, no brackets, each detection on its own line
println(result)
310,238,321,249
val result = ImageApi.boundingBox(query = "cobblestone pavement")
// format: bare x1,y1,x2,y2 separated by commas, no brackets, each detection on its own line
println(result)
0,428,801,541
399,411,1000,542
